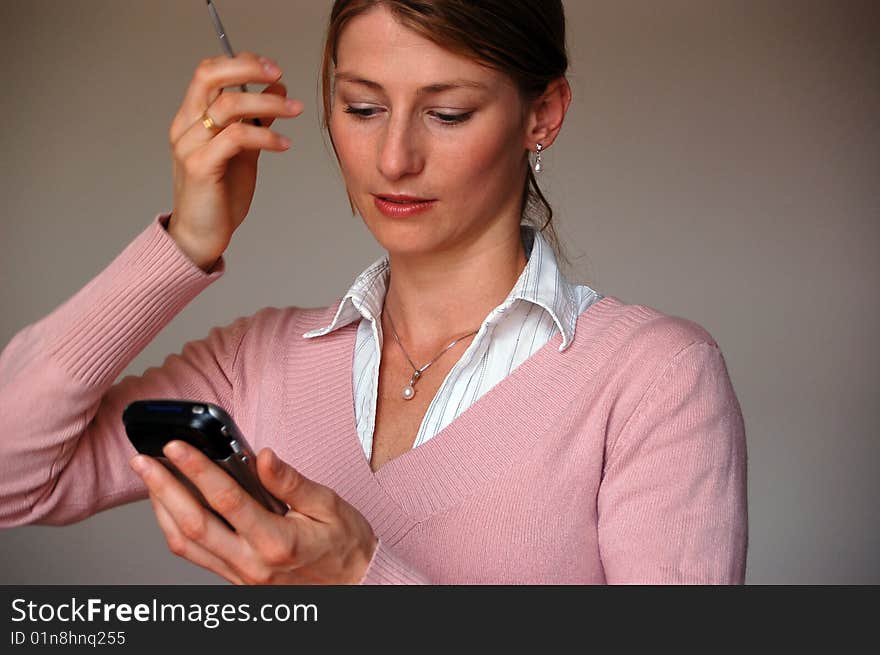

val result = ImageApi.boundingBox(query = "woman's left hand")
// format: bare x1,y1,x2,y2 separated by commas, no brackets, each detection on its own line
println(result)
129,441,377,585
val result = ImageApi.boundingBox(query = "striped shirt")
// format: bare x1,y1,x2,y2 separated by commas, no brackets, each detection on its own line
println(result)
302,225,604,461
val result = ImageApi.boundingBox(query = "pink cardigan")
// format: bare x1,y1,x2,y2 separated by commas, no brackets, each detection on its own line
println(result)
0,214,748,584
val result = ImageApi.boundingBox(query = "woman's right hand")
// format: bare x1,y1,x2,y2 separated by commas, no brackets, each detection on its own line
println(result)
168,52,304,271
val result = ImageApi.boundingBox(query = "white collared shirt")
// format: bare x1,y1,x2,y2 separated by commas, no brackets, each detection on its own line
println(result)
303,226,604,461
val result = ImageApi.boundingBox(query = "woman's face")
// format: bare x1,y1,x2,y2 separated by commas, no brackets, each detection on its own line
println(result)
329,6,533,259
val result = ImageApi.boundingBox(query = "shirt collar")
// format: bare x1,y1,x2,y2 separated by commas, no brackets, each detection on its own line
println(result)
302,225,581,351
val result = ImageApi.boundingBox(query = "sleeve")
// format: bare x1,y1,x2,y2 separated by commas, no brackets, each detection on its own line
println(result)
0,213,247,527
358,539,432,585
597,340,748,584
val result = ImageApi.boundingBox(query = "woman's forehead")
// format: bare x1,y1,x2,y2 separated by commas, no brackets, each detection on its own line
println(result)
335,6,501,89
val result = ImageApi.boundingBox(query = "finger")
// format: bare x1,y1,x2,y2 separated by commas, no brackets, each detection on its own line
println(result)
131,452,248,564
258,83,300,129
257,449,340,523
180,52,282,127
173,86,300,161
199,86,301,132
149,493,245,585
181,122,292,179
171,52,283,142
162,440,283,540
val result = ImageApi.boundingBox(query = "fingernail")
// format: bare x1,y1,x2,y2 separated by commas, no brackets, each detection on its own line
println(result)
285,99,299,112
260,57,281,76
270,451,283,473
164,441,187,461
279,136,292,149
130,456,149,475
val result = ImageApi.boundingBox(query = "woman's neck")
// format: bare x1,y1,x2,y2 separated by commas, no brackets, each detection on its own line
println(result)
382,224,527,354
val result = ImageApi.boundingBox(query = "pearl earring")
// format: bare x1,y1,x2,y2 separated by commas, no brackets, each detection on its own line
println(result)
534,143,543,173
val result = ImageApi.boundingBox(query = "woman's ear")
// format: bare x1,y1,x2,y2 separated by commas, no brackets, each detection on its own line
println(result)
524,76,572,150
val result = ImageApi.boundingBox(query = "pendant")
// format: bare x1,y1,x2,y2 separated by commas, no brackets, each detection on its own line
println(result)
402,370,421,401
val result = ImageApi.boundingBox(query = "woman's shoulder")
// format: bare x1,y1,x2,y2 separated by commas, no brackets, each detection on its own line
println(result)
226,301,343,343
576,294,725,381
578,296,743,466
589,294,718,347
187,300,344,377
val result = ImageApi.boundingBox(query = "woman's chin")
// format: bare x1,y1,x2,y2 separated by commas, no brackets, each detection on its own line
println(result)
362,217,451,258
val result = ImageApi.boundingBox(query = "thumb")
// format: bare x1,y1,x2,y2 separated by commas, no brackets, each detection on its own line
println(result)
257,448,337,522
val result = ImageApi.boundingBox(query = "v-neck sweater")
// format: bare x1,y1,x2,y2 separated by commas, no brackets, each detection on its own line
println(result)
0,214,748,584
303,223,604,462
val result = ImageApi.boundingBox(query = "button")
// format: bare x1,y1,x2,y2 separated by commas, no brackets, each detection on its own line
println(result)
191,405,205,414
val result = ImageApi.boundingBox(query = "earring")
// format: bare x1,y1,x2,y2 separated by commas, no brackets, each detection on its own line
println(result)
534,143,543,174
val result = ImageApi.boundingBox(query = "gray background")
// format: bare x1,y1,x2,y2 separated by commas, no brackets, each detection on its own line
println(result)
0,0,877,584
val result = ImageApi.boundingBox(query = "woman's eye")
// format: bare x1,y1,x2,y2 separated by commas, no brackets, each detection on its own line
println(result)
342,106,379,119
342,105,473,127
432,112,473,126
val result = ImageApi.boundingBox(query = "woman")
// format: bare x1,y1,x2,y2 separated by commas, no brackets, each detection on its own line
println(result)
0,1,747,584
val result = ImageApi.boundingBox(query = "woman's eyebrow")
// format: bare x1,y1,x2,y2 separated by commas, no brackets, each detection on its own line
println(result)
334,71,488,95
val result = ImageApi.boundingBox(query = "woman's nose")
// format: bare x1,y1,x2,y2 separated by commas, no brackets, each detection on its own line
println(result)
377,118,425,179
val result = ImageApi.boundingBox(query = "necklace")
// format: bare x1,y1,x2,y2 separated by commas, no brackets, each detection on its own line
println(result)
384,308,479,400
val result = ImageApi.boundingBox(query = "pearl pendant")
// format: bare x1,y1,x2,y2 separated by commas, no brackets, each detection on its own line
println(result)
402,385,415,400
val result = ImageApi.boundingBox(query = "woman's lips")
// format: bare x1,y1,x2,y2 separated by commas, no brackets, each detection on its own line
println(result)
373,195,437,218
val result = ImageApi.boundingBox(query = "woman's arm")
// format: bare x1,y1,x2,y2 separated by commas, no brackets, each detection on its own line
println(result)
597,340,748,584
0,213,242,527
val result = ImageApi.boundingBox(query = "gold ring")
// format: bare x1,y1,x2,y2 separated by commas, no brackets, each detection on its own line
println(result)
200,111,220,132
